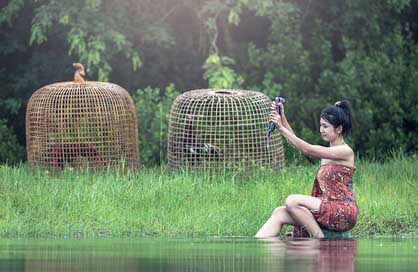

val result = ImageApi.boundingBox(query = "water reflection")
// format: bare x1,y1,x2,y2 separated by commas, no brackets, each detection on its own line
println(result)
261,238,356,272
0,237,417,271
18,239,278,272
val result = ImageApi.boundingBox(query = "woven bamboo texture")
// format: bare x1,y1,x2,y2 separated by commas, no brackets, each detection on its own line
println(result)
26,64,140,170
167,89,285,172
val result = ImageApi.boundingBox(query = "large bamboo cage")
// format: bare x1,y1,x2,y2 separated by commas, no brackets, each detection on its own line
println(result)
167,89,285,172
25,63,140,170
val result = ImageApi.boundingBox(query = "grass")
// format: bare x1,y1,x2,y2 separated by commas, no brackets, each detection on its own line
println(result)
0,154,417,238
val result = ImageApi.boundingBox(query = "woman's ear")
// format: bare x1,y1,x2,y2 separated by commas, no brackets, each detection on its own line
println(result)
336,125,343,135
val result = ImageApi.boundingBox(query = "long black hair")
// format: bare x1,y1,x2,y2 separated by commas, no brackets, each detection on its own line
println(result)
320,100,353,137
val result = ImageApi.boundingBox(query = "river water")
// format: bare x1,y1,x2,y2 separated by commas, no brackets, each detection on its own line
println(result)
0,237,416,271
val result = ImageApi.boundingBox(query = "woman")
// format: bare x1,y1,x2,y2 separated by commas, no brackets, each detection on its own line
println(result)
255,100,358,238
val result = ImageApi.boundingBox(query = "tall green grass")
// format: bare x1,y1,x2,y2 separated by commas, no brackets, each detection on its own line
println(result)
0,154,417,238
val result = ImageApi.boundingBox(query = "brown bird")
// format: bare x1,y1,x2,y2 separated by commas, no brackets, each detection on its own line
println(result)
73,63,86,83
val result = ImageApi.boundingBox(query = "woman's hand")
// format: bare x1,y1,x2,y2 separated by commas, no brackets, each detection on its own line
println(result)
269,110,284,130
270,102,285,117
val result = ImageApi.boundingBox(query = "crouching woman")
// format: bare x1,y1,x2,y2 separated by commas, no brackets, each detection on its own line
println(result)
255,100,358,238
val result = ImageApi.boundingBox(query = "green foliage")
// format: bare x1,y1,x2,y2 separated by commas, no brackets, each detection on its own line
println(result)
0,98,21,116
1,0,418,164
131,52,142,72
0,120,25,164
26,0,172,81
0,0,24,26
228,0,418,158
203,54,244,89
29,3,55,45
133,84,180,166
317,32,418,157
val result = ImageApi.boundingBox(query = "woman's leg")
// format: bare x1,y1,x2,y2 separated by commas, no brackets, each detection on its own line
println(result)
255,206,298,238
285,194,324,238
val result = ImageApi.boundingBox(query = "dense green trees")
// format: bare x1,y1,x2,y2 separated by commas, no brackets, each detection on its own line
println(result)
1,0,417,165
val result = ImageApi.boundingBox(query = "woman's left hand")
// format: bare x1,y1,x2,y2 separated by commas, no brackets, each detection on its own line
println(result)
269,111,284,130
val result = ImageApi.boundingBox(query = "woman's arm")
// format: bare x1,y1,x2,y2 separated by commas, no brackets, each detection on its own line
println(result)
277,126,352,160
281,113,295,135
269,110,352,160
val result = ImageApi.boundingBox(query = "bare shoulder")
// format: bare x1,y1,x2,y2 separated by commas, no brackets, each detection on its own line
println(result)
331,143,354,155
323,144,355,167
345,144,355,158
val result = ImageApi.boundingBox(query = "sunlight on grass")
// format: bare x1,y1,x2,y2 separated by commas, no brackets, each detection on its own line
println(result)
0,154,417,238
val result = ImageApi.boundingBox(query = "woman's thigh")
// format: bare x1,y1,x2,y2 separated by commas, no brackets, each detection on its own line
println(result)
272,206,298,225
285,194,322,212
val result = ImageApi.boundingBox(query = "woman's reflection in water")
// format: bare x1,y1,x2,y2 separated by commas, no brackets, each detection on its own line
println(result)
263,238,357,272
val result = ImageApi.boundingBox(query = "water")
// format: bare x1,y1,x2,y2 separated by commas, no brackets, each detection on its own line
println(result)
0,238,417,271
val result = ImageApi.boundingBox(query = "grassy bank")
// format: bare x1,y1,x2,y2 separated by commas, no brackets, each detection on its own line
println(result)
0,155,417,238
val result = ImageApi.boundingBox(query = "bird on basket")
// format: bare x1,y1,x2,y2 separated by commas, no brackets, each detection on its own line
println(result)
73,63,86,83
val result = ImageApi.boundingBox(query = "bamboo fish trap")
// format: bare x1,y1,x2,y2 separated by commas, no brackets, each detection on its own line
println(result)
26,63,140,170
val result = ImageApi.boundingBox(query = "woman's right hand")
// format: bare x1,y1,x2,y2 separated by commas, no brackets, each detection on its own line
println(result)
269,111,284,130
270,102,285,117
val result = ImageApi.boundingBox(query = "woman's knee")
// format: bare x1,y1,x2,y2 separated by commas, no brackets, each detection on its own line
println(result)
285,195,300,211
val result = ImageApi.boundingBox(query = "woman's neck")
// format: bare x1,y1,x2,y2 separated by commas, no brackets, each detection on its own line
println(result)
330,137,345,147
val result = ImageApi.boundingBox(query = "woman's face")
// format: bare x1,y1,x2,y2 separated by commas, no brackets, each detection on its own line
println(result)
319,118,341,142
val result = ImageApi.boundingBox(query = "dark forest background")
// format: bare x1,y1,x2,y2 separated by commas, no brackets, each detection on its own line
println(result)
1,0,418,165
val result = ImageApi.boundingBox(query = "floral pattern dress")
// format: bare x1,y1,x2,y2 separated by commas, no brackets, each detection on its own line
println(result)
293,163,359,237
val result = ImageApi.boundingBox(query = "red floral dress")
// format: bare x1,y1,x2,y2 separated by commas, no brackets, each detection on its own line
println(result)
293,164,359,237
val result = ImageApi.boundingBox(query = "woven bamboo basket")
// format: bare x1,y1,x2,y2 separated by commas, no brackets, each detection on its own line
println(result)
25,63,140,170
167,89,285,172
